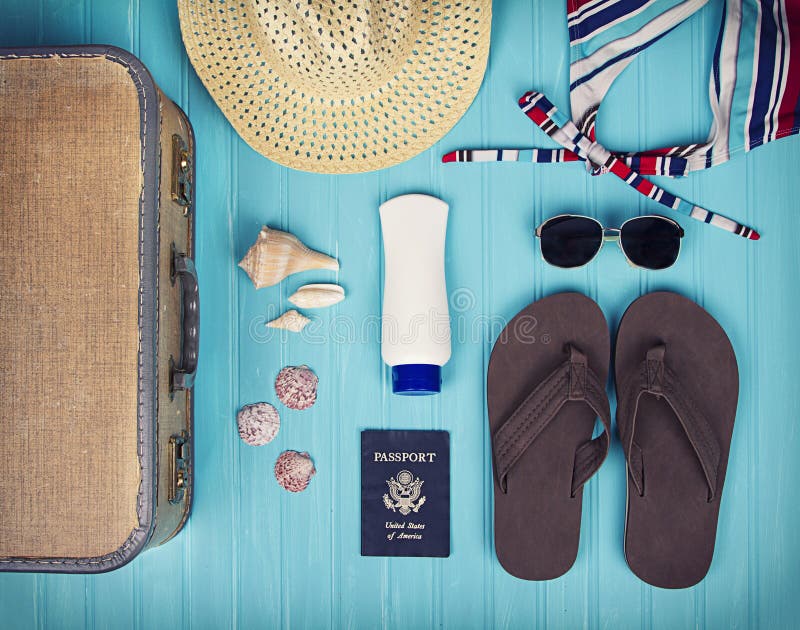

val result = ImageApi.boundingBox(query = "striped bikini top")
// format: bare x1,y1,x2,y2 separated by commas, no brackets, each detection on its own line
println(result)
445,0,800,240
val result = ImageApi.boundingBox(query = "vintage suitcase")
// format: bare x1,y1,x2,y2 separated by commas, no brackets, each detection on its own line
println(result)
0,46,197,572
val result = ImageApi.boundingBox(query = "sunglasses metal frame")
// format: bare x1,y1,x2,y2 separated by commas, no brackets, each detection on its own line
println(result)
534,214,685,270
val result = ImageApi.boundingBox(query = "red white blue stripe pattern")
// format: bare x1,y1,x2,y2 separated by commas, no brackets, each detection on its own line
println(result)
443,92,760,238
521,92,759,238
443,0,800,238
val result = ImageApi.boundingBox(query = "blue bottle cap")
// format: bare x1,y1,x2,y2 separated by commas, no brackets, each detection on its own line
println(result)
391,364,442,396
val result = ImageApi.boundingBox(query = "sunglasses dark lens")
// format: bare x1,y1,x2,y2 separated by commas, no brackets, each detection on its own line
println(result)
539,216,603,268
620,217,682,270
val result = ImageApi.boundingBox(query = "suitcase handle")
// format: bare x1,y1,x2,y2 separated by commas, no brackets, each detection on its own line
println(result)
171,249,199,391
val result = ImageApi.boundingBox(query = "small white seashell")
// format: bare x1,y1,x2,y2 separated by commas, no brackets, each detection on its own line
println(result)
266,309,311,333
274,450,316,492
238,226,339,289
288,283,345,309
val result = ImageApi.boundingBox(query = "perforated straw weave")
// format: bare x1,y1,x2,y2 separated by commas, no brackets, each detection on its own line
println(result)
178,0,491,173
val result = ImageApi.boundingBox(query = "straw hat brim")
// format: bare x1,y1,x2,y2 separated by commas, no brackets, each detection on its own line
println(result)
178,0,491,174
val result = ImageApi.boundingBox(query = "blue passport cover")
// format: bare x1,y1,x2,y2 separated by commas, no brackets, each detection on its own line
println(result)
361,429,450,557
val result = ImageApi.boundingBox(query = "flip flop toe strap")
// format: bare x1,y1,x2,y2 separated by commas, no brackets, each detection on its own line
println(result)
493,344,611,496
618,344,721,501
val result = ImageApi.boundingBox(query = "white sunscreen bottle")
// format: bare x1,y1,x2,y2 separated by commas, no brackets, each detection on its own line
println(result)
379,193,451,395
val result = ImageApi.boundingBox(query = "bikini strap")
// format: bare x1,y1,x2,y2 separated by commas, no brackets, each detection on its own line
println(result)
442,91,760,240
520,91,759,239
442,147,581,165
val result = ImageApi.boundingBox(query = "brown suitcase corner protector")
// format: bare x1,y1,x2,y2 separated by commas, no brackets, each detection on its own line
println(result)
0,45,165,573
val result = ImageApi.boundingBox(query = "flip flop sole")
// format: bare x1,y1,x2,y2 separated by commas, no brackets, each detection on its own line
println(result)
488,292,610,580
615,292,738,589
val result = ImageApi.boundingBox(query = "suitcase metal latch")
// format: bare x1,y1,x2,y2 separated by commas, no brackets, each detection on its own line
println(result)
169,431,191,505
171,134,192,212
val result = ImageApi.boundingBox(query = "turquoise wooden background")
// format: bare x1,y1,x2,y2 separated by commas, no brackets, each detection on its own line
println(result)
2,0,799,628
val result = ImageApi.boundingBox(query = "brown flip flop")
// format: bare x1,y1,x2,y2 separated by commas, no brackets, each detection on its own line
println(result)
615,292,739,589
488,292,611,580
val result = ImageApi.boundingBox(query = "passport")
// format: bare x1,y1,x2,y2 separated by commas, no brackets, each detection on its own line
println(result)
361,429,450,557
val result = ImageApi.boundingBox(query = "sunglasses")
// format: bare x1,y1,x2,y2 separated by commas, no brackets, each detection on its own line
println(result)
535,214,684,270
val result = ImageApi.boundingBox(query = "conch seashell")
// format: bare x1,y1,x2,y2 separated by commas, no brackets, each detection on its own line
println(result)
274,450,316,492
288,283,345,309
239,226,339,289
266,309,311,333
275,365,318,410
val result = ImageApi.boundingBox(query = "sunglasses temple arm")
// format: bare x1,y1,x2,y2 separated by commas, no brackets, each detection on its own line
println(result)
516,91,761,241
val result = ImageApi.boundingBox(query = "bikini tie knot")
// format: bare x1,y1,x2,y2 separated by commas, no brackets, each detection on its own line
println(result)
584,140,611,176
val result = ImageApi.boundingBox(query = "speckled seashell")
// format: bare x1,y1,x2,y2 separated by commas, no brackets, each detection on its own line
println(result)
238,226,339,289
266,309,311,333
237,402,280,446
275,365,318,410
288,283,345,309
274,450,316,492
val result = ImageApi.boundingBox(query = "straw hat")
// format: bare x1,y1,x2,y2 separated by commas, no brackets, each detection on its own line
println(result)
178,0,491,173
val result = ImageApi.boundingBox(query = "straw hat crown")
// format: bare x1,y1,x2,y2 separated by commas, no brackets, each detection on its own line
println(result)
255,1,420,99
179,0,491,173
